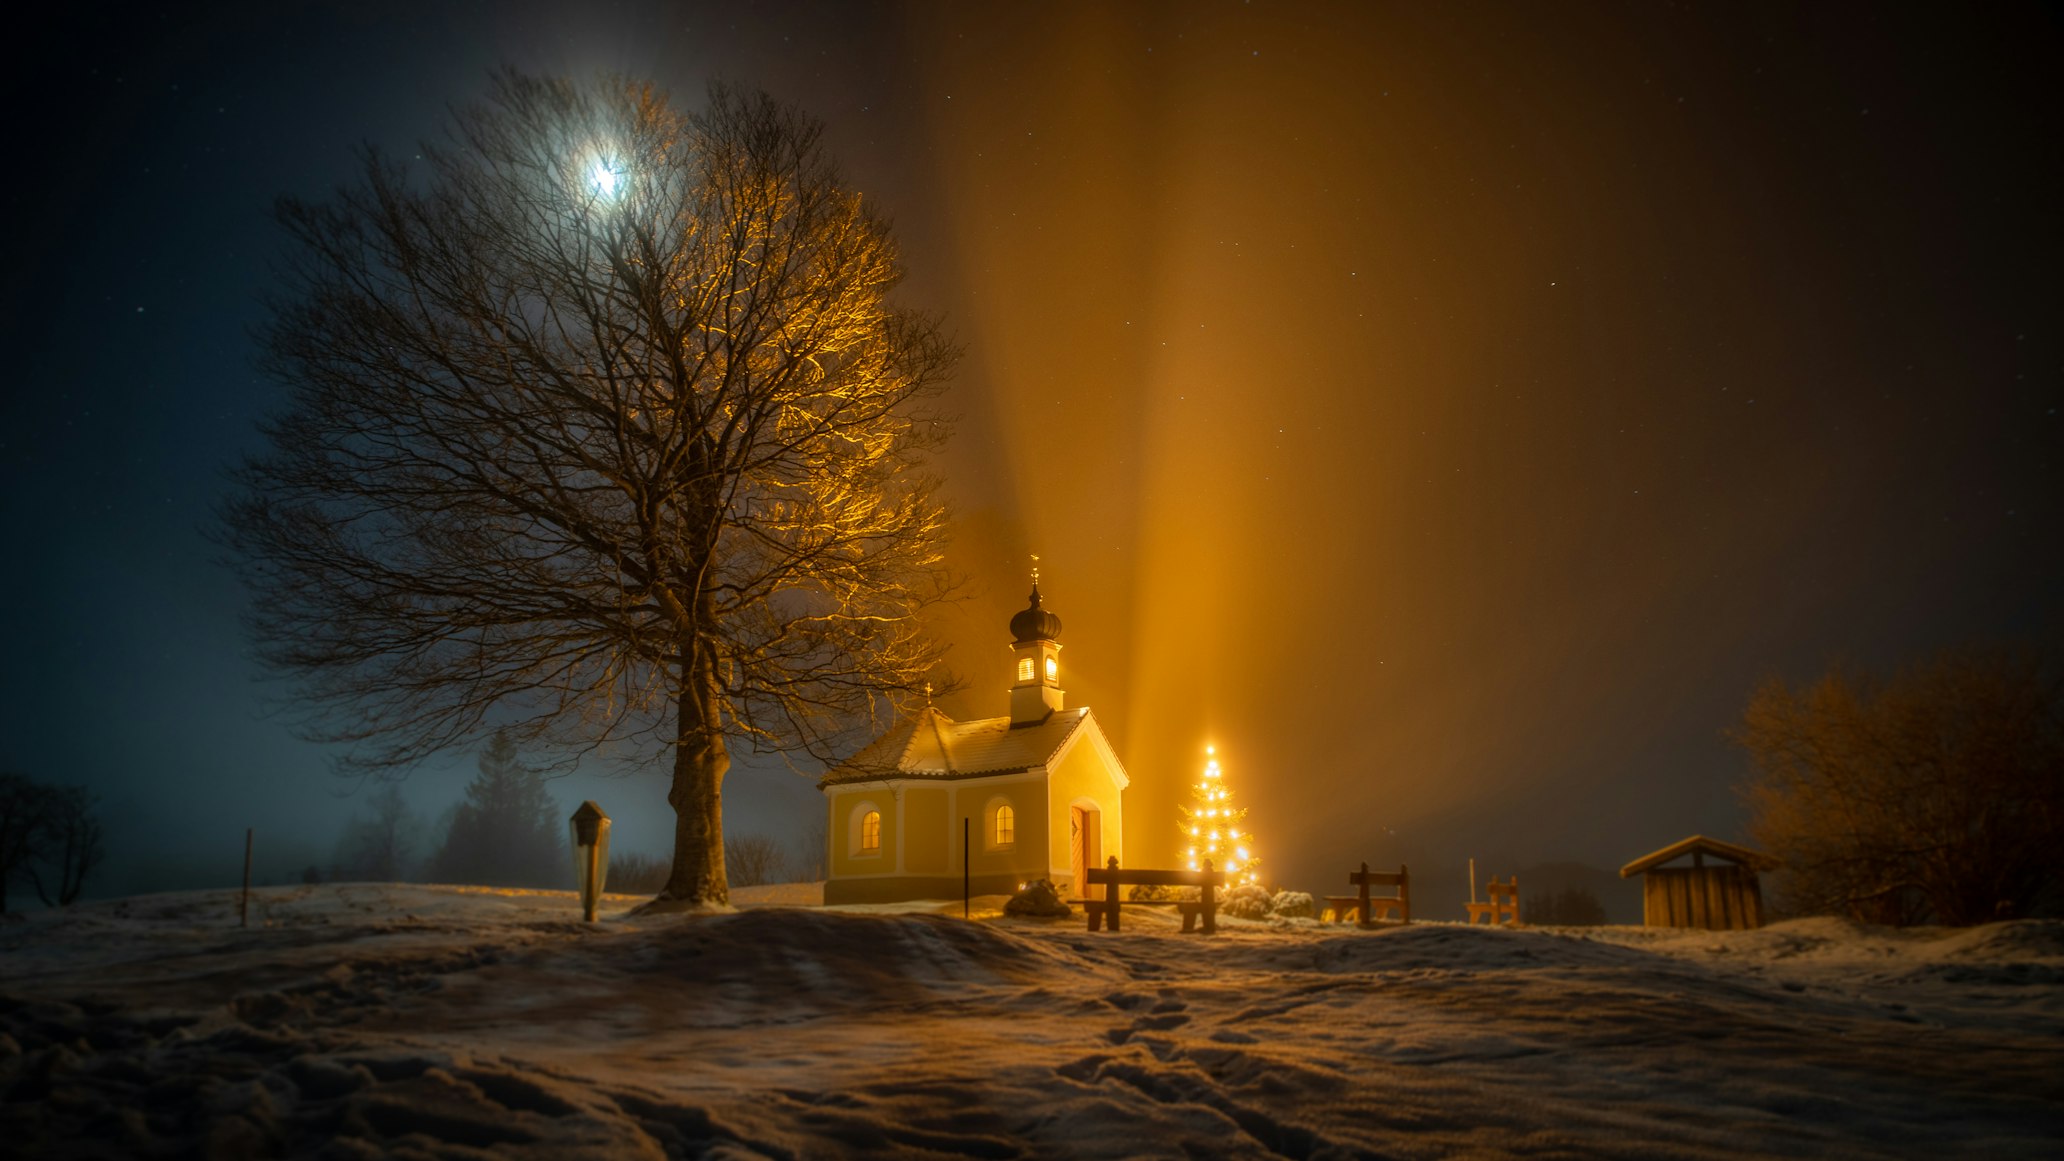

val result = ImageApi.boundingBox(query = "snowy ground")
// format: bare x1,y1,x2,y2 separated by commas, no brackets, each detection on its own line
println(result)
4,885,2060,1159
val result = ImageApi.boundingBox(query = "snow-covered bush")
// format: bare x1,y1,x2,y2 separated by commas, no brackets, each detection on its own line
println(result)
1222,883,1274,920
1269,890,1316,919
1005,879,1073,918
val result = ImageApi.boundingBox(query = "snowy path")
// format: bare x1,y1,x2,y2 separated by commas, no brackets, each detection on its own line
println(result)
4,885,2060,1158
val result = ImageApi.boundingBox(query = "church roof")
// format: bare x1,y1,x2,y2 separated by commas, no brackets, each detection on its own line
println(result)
818,704,1102,787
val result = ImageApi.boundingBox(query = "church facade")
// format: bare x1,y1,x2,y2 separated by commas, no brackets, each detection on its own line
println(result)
819,580,1128,904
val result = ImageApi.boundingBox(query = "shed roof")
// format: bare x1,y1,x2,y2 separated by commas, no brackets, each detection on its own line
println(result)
1619,834,1780,878
818,705,1118,787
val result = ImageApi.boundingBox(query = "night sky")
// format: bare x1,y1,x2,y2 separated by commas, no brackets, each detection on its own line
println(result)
4,2,2057,904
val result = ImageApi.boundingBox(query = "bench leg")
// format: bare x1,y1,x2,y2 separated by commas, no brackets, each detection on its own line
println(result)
1182,909,1195,934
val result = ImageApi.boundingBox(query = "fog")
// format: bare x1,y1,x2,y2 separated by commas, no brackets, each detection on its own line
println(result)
4,2,2055,906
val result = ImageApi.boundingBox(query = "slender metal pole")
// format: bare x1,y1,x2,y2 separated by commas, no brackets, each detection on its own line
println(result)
963,817,970,919
240,827,253,928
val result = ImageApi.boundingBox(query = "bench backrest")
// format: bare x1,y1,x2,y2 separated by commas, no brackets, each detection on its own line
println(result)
1350,864,1408,891
1085,857,1224,890
1085,865,1225,889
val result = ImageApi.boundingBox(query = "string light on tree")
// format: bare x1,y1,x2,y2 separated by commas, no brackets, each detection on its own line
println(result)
1180,744,1260,886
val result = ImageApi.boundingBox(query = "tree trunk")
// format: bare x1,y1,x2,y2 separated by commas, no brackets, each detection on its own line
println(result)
664,641,731,906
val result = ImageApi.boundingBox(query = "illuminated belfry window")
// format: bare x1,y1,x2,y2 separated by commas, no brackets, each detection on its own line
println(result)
1007,555,1067,726
861,810,881,853
995,804,1015,847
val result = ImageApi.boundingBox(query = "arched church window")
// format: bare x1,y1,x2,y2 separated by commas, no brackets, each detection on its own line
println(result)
994,803,1015,848
850,805,882,856
1017,657,1034,682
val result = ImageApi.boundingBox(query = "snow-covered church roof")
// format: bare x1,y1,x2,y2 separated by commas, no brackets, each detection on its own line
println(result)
819,704,1120,787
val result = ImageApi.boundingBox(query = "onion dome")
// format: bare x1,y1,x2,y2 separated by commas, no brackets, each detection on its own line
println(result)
1009,584,1063,644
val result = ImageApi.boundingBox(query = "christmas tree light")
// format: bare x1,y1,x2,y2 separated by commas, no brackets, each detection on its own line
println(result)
1179,744,1261,886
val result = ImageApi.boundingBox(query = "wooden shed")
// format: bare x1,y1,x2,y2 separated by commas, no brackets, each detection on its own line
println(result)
1619,835,1780,931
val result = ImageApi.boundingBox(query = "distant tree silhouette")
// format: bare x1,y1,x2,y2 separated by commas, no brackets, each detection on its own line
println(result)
1524,886,1607,926
0,775,105,912
1,774,53,914
331,783,422,883
30,786,104,908
793,813,828,881
1737,648,2064,926
428,734,565,888
606,851,671,896
723,833,786,887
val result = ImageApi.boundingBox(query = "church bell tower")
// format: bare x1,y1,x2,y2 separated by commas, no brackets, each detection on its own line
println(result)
1008,560,1064,726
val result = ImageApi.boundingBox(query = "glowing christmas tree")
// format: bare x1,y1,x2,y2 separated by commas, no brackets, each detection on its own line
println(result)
1180,745,1260,885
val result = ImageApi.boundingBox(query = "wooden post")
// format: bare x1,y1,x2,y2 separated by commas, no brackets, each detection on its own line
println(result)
1469,857,1477,903
1357,860,1372,929
1201,858,1217,935
240,827,253,928
963,817,970,919
1105,856,1121,933
581,837,600,923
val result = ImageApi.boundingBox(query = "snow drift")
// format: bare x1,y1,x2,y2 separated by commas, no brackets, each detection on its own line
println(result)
3,884,2059,1158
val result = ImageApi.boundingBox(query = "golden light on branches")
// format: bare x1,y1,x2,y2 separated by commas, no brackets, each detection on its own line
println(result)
221,73,958,906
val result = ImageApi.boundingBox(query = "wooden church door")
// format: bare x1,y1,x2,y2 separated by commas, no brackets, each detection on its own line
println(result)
1070,805,1100,898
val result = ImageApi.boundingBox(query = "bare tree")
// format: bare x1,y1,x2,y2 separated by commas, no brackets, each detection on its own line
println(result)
1736,648,2064,925
606,851,671,895
1,775,105,911
794,811,828,882
330,782,422,883
30,786,105,908
723,833,786,888
220,73,956,907
0,773,52,915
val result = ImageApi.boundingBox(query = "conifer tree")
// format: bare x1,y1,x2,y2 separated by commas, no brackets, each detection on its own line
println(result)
1179,745,1260,886
428,733,565,887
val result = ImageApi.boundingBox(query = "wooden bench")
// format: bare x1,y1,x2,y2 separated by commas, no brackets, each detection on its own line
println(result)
1465,875,1520,925
1083,857,1225,934
1082,897,1212,931
1325,861,1410,926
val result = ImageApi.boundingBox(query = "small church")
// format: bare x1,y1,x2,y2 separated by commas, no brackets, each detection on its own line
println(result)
819,575,1128,904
